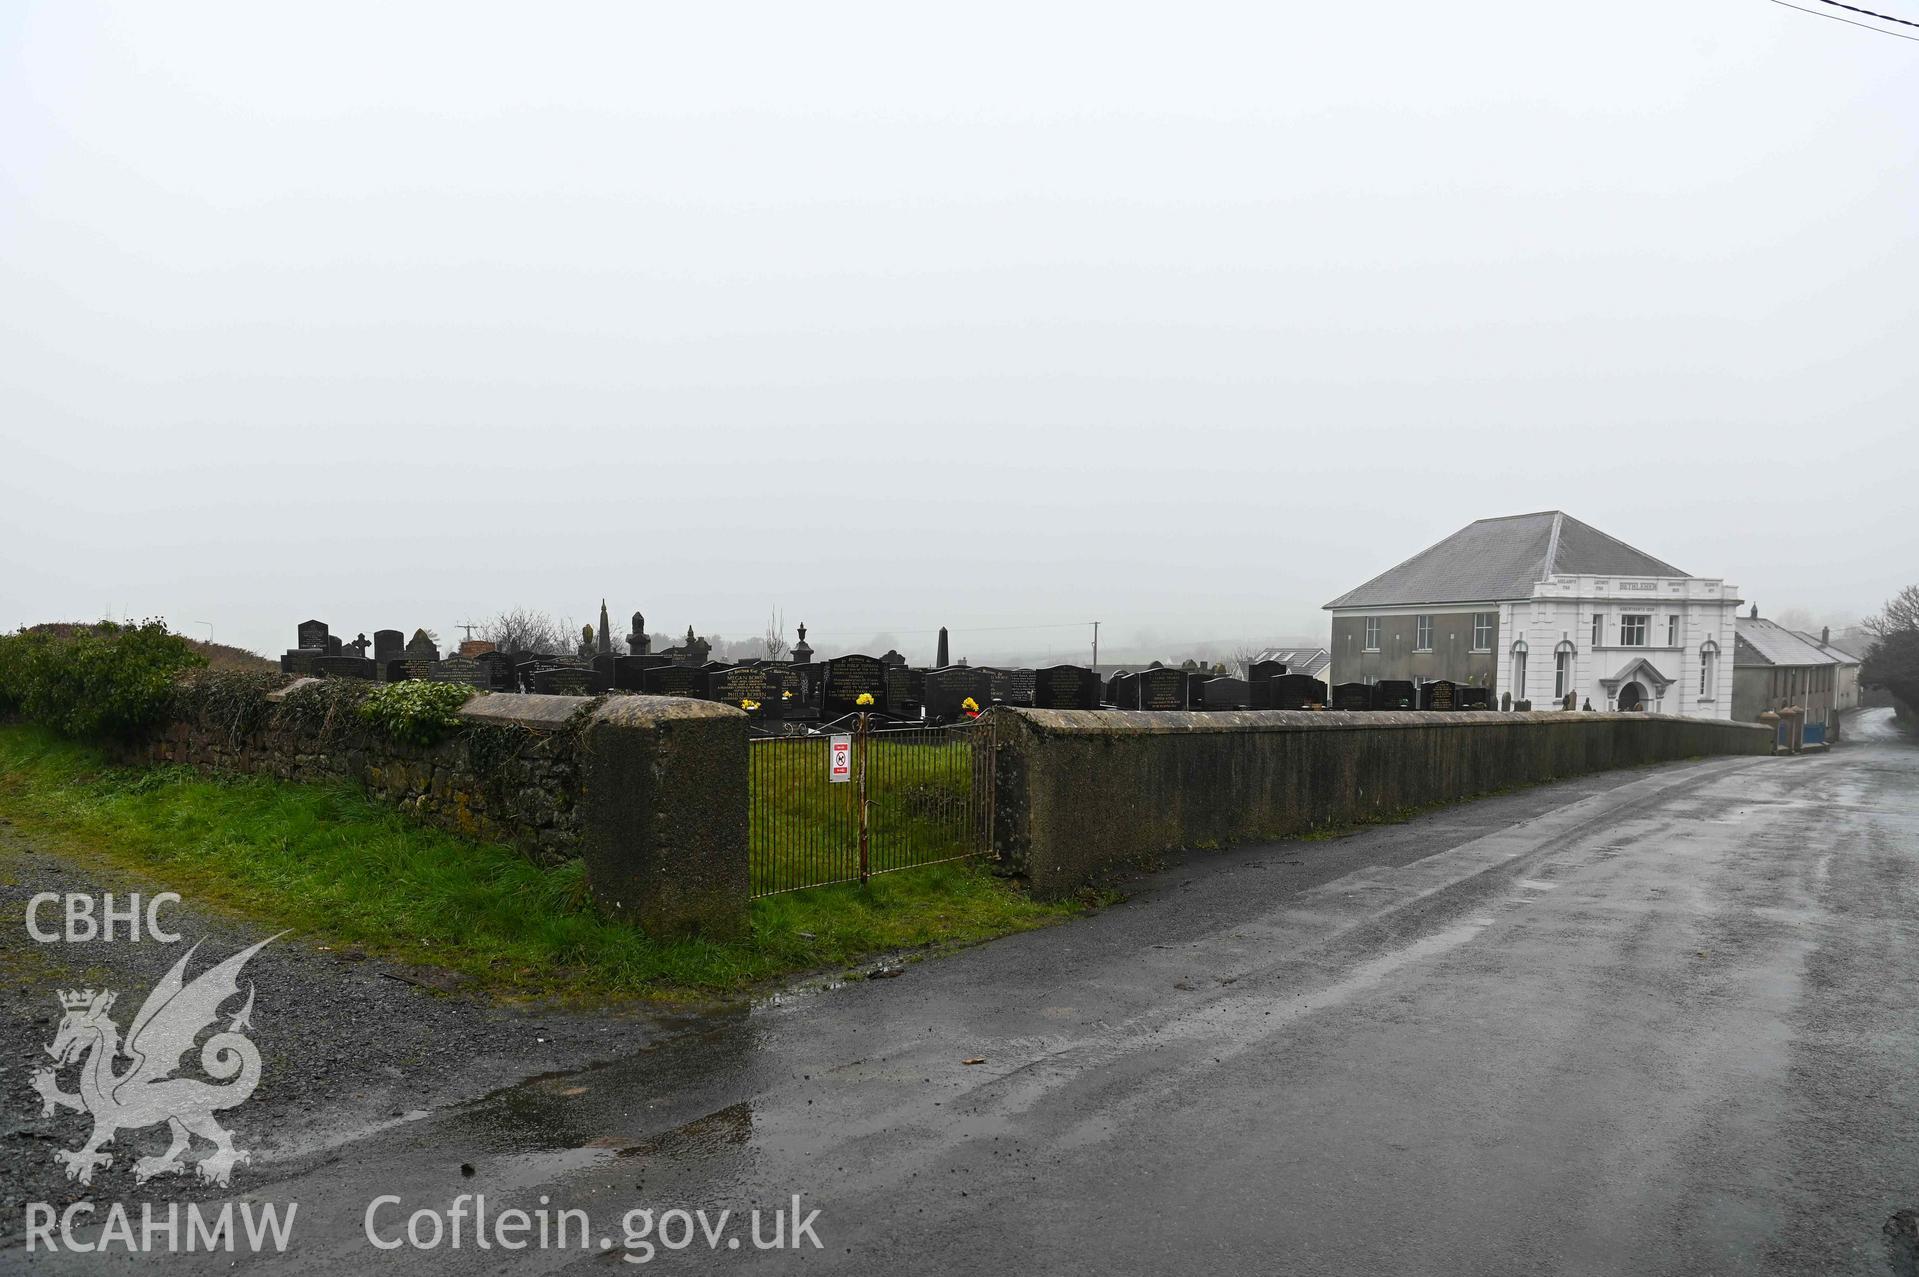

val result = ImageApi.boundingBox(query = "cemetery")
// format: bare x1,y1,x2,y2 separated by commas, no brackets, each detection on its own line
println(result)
108,608,1766,927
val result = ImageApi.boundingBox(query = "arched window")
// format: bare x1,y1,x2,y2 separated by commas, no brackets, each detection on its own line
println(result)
1510,639,1529,699
1554,640,1576,701
1699,639,1719,699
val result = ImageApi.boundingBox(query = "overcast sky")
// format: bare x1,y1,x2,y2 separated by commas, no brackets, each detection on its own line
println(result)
2,1,1914,664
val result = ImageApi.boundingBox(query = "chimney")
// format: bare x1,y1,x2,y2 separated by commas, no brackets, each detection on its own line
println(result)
1821,626,1831,645
1749,604,1758,619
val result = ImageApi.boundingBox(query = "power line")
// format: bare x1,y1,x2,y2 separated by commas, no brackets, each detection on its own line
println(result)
1767,0,1919,39
1803,0,1919,29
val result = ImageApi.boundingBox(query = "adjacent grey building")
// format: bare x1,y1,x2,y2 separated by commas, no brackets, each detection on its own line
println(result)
1733,613,1853,741
1325,511,1741,717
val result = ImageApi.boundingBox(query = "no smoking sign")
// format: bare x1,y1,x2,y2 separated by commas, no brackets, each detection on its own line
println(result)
829,734,852,783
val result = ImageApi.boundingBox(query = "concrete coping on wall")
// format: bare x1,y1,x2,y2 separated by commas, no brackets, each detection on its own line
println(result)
459,691,751,732
457,692,591,730
590,694,748,727
264,677,321,703
998,707,1772,737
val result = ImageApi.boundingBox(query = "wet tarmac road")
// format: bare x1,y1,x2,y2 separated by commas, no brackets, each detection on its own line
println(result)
13,710,1919,1275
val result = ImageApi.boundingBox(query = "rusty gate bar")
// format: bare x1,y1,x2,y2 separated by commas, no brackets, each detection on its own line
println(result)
748,714,995,898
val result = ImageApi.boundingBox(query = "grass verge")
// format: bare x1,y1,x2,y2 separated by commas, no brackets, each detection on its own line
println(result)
0,724,1085,1001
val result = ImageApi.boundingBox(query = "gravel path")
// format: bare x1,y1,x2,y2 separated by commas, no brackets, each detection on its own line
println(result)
0,817,699,1238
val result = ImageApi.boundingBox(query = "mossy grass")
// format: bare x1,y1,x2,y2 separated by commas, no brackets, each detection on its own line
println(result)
0,724,1082,1001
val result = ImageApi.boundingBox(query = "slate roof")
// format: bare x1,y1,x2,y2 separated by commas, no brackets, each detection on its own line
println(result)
1735,617,1837,668
1324,511,1687,610
1794,631,1864,665
1251,646,1331,678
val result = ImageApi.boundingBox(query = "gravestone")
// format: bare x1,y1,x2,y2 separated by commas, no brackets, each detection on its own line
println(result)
821,654,887,717
384,658,434,683
325,636,343,657
880,649,907,667
613,653,674,691
1457,686,1491,710
1248,660,1291,708
404,630,440,664
531,666,595,696
1420,679,1459,711
1269,674,1328,710
922,666,992,721
883,665,925,718
1032,664,1100,710
1199,676,1250,709
1006,668,1037,707
640,664,702,699
348,633,370,658
474,650,518,691
373,629,404,664
315,655,376,680
297,619,329,651
1331,681,1374,711
711,664,786,716
281,650,321,676
1136,666,1189,711
1375,680,1416,710
429,656,487,687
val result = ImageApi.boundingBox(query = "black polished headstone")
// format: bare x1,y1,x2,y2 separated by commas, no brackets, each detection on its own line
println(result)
373,629,404,664
1199,676,1250,709
821,654,887,717
531,666,595,696
1419,679,1459,711
612,653,673,691
1269,674,1328,710
474,650,518,691
1330,681,1374,711
1457,686,1491,710
710,664,786,716
1375,679,1416,710
1032,664,1100,710
640,664,702,698
297,619,329,651
315,655,376,680
883,665,925,718
922,667,992,721
1135,666,1188,711
429,657,487,687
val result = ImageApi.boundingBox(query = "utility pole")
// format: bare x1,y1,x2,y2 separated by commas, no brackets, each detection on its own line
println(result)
1091,620,1101,668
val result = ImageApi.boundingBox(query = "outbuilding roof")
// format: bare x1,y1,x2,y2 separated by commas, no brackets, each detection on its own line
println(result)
1251,646,1331,678
1735,617,1837,668
1794,630,1864,665
1324,511,1686,610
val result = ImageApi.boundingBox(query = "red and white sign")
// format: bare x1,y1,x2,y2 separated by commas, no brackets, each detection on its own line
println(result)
829,734,853,783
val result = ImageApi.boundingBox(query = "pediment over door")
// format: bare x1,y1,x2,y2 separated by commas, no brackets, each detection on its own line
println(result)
1598,656,1673,697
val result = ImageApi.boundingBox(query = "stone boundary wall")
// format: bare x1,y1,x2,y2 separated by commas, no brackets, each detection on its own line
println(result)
989,708,1774,899
140,681,591,865
138,681,750,936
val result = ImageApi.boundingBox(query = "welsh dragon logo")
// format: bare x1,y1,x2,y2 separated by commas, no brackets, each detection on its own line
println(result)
30,935,279,1188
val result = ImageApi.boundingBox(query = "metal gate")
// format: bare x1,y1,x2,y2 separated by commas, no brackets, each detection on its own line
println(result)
747,715,995,897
